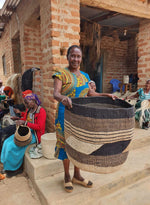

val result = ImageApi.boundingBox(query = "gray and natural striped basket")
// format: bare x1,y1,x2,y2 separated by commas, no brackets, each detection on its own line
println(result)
64,96,135,174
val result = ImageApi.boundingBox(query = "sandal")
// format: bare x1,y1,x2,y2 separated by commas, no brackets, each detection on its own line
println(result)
72,177,93,188
0,173,5,180
64,181,73,193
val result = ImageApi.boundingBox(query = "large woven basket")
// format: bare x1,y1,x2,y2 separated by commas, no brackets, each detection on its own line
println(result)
64,96,135,174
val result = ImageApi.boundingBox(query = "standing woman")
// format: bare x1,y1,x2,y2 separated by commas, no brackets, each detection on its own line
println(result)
0,91,46,177
53,45,117,192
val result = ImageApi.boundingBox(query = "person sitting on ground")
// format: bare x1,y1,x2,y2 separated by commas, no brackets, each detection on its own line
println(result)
0,91,46,177
126,79,150,129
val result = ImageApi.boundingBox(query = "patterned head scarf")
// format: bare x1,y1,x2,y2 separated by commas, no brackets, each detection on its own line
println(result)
24,93,41,106
3,86,13,98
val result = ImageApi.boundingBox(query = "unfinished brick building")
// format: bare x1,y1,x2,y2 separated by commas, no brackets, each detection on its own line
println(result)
0,0,150,131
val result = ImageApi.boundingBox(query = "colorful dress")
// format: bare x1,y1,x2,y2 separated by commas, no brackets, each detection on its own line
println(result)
52,68,90,160
135,88,150,128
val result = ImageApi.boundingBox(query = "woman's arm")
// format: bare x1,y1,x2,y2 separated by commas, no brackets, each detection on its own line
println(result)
126,92,139,99
16,108,46,131
87,88,118,100
53,77,72,109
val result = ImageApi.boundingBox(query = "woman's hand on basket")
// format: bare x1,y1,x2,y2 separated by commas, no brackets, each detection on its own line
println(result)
16,120,26,126
107,94,118,100
61,97,72,109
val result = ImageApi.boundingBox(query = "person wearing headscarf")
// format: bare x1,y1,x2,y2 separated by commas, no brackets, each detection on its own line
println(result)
0,91,46,177
3,86,14,99
3,86,16,116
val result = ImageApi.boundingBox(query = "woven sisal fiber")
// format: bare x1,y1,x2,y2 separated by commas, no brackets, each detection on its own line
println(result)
6,73,23,104
64,96,135,174
14,125,32,147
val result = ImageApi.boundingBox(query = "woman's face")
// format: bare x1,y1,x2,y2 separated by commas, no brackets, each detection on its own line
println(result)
89,82,96,91
68,47,82,70
24,98,36,109
4,90,9,96
145,81,150,91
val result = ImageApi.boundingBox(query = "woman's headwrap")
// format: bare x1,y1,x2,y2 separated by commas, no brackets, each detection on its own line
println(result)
23,90,41,106
22,90,33,98
3,86,13,98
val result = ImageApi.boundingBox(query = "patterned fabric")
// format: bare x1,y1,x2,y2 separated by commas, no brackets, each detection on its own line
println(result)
52,68,90,160
135,100,150,128
135,88,150,128
137,88,150,101
26,112,33,123
25,94,41,106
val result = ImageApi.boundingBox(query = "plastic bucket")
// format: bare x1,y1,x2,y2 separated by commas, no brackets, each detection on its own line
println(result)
41,133,56,159
123,75,129,84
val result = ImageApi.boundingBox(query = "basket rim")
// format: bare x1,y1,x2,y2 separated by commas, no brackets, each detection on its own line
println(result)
70,96,134,111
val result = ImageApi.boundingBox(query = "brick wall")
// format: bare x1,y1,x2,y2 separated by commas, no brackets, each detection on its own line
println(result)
101,33,137,93
22,25,42,98
41,0,80,131
138,19,150,88
0,26,14,84
127,38,138,75
12,37,22,73
0,0,80,132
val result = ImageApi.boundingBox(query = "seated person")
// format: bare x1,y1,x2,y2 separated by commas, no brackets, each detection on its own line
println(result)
88,80,117,100
0,103,27,152
3,86,16,116
126,79,150,129
0,90,46,177
88,80,96,91
11,104,26,121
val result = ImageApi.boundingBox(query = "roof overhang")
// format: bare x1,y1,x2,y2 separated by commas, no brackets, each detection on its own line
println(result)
0,0,21,38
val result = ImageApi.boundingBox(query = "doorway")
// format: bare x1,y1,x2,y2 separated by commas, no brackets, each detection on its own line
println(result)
80,6,140,93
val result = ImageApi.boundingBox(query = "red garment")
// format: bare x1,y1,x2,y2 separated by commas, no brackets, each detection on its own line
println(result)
21,112,26,118
21,106,46,143
3,86,13,98
22,90,32,98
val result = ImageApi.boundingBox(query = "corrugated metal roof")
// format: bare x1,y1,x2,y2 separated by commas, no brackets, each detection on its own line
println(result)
80,5,141,40
0,0,21,38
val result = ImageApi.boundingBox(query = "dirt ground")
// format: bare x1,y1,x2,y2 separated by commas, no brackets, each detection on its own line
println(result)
0,162,41,205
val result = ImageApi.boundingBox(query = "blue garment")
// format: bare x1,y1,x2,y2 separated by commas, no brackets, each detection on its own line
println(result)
137,88,150,101
1,129,36,171
52,68,90,160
